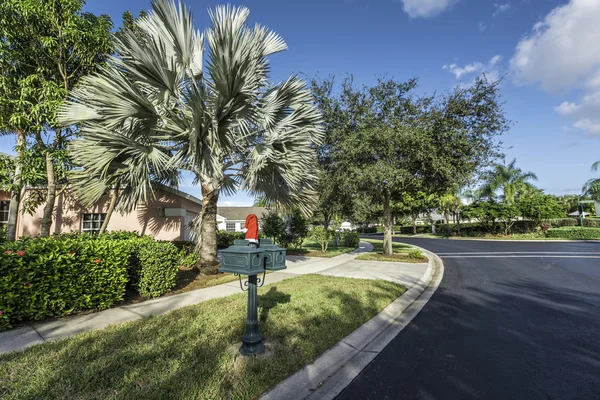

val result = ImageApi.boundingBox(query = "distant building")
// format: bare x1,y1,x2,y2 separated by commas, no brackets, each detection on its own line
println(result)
217,207,268,232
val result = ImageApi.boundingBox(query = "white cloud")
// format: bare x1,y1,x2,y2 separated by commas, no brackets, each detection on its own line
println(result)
555,102,580,116
443,55,503,81
443,62,484,79
478,22,488,32
401,0,456,18
510,0,600,136
493,2,511,17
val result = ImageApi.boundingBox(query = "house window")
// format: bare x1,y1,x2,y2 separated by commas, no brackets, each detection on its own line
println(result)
226,222,236,232
0,201,9,225
240,222,245,230
81,213,106,235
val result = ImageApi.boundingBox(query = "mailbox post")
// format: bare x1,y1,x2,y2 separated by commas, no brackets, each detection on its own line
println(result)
219,215,287,356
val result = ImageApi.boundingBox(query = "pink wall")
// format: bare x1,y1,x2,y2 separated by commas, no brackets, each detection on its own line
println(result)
5,187,202,240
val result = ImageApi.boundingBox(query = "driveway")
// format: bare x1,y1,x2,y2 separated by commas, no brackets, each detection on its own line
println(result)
337,238,600,400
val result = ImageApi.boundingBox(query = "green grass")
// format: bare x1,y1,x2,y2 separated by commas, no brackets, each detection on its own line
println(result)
286,238,355,258
0,275,405,400
355,239,427,263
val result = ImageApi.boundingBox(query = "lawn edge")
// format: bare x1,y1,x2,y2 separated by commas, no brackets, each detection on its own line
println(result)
260,244,444,400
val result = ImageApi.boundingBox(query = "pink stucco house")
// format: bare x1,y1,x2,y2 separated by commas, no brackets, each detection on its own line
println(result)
0,185,201,240
0,185,267,241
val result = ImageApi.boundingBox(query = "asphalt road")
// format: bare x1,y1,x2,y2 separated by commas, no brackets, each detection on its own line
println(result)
337,238,600,400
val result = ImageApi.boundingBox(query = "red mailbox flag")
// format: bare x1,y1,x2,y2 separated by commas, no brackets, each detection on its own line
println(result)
245,214,259,242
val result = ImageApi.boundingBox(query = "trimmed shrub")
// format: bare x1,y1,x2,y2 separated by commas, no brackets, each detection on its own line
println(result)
103,230,140,240
341,231,360,248
0,236,129,330
135,240,180,298
545,227,600,240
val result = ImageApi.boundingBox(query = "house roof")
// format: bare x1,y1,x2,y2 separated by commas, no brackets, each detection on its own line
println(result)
217,206,268,221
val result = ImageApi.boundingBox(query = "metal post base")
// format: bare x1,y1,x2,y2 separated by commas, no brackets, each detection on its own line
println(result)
240,274,265,356
239,341,265,356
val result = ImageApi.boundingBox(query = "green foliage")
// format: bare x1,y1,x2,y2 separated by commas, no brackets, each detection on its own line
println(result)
135,240,180,298
0,236,129,330
408,249,425,259
216,230,245,249
518,194,565,226
545,227,600,240
179,251,201,269
311,75,509,241
311,226,333,252
341,231,360,248
103,230,140,240
286,208,309,249
478,158,538,204
261,212,286,243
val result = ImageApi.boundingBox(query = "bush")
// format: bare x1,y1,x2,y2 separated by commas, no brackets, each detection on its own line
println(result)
216,230,244,249
341,231,360,248
179,251,201,269
408,249,425,259
0,236,129,330
311,226,333,252
545,227,600,240
134,240,180,298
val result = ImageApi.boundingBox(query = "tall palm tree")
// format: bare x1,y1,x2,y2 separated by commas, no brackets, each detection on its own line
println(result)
479,158,538,204
58,0,323,270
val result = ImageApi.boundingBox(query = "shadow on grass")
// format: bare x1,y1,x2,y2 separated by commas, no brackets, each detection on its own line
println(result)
0,275,404,400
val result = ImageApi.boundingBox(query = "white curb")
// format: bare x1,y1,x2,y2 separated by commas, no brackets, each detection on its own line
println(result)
260,244,445,400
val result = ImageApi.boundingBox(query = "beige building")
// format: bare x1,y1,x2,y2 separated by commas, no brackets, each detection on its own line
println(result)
0,185,267,241
0,185,202,241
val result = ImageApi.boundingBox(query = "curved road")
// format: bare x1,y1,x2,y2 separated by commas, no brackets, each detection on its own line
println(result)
337,238,600,400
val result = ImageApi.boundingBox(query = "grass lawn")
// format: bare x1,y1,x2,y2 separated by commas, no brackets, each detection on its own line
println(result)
356,239,428,263
0,275,405,400
286,238,356,258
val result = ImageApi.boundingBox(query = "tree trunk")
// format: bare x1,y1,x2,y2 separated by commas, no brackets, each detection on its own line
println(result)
412,216,417,235
444,210,451,233
6,131,25,241
40,152,56,237
383,191,393,256
197,182,220,273
98,185,119,236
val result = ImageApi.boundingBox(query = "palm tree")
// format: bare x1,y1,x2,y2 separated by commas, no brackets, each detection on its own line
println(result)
582,161,600,202
479,158,538,204
58,0,323,270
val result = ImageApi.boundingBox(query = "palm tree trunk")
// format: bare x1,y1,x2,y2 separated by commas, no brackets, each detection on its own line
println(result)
6,131,25,241
98,185,119,236
40,152,56,237
383,191,393,256
197,182,220,273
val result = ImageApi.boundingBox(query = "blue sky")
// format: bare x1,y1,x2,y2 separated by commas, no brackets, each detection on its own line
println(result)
2,0,598,205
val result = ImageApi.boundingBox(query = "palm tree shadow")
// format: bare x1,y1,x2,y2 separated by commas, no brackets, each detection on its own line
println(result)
258,286,291,323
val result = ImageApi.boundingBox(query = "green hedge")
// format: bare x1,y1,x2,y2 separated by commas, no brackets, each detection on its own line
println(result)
0,236,130,330
0,234,183,330
134,240,180,298
545,227,600,240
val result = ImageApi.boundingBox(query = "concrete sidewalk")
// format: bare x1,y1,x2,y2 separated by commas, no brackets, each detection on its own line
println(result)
0,241,426,354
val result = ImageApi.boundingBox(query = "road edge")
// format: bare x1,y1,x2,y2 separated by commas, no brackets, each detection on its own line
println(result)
260,245,445,400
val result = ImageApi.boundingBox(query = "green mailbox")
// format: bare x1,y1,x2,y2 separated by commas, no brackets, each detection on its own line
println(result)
259,239,287,271
219,241,266,276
